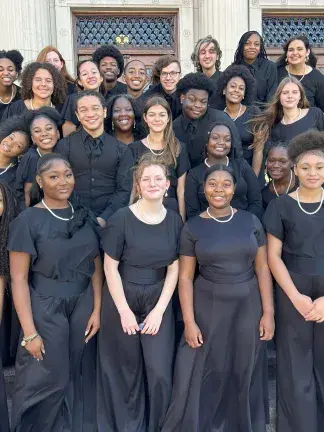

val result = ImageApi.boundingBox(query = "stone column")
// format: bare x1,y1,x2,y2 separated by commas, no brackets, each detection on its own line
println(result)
193,0,249,69
0,0,57,65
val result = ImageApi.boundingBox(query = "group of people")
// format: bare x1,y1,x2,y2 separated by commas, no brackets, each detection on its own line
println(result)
0,29,324,432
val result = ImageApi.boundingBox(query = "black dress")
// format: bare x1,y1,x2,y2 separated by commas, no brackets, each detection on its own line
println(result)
8,206,99,432
129,140,191,212
271,107,324,142
0,85,21,123
263,195,324,432
162,211,267,432
277,66,324,111
97,207,183,432
232,106,261,165
185,159,263,219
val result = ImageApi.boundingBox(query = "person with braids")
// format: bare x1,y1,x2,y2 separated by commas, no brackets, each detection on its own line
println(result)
1,62,65,120
262,141,298,210
173,72,236,169
233,31,277,106
185,119,262,220
0,180,19,432
92,44,127,100
97,153,182,432
0,115,30,188
8,153,103,432
105,94,146,144
129,96,190,221
0,49,24,121
162,164,274,432
263,130,324,432
15,107,62,207
277,35,324,112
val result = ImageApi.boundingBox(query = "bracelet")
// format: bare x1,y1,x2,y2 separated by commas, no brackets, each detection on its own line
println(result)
21,332,39,347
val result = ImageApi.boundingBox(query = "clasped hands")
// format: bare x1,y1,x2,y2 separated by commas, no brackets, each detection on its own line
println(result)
292,293,324,323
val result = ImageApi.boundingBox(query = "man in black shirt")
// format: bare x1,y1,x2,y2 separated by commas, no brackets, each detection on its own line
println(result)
123,59,148,100
55,90,133,227
173,73,240,168
92,45,127,101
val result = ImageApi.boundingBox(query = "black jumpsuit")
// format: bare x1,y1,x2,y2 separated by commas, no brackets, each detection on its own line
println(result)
8,206,99,432
97,207,183,432
263,194,324,432
162,211,267,432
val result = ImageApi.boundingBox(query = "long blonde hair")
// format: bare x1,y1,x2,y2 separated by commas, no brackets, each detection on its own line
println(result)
143,96,180,167
251,76,310,149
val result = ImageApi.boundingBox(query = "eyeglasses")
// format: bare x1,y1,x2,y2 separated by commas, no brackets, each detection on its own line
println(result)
160,71,181,78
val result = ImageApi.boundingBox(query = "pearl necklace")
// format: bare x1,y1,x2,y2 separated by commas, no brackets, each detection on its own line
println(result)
136,200,166,225
30,99,53,110
41,199,74,221
147,135,165,156
296,187,324,215
282,108,302,125
204,156,229,168
36,148,42,158
0,86,15,105
207,206,234,223
272,170,293,197
0,163,14,176
287,64,306,83
224,104,242,121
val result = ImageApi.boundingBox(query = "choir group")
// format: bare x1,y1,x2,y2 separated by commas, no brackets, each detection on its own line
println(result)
0,30,324,432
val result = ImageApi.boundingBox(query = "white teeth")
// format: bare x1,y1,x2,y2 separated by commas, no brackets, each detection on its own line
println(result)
132,81,140,84
41,139,52,144
120,120,129,124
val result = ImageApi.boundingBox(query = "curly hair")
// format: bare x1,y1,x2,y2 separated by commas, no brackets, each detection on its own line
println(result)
0,180,19,280
191,35,222,72
0,115,30,147
233,31,268,64
276,35,317,69
216,64,256,105
0,49,24,74
288,130,324,164
105,94,146,140
25,106,63,131
92,45,124,77
20,62,66,105
151,55,181,84
36,45,75,85
176,72,215,98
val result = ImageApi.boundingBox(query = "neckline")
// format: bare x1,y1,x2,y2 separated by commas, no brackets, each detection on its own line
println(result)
285,194,322,205
127,206,168,226
199,209,239,221
284,66,313,78
280,109,310,127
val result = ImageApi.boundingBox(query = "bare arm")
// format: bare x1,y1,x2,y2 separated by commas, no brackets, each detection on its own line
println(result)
62,121,77,137
177,173,186,223
85,255,104,343
24,182,33,208
0,277,5,325
251,146,264,177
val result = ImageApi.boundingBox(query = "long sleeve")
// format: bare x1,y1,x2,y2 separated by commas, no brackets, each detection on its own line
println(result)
314,73,324,112
266,61,278,103
185,169,203,220
100,147,134,221
241,160,263,219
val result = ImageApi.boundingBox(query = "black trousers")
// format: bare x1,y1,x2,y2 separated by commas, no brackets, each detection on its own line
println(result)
276,271,324,432
11,285,94,432
97,280,174,432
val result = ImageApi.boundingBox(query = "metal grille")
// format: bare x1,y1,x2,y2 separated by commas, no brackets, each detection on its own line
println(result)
262,17,324,48
76,15,175,49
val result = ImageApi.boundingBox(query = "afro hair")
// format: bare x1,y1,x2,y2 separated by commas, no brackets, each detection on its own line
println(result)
176,72,215,98
216,64,256,105
288,130,324,164
92,45,124,77
0,49,24,74
25,106,63,130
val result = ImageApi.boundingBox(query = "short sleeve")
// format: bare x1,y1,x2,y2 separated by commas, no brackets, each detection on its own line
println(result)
16,150,38,185
100,209,126,260
176,142,191,178
61,94,79,126
313,107,324,131
252,214,267,247
8,213,37,257
173,212,184,255
262,197,284,241
179,223,196,257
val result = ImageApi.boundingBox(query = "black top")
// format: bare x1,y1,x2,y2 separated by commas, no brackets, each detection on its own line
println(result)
60,93,79,127
241,58,277,105
173,108,235,168
14,147,42,204
208,70,224,110
104,81,127,101
263,194,324,275
270,107,324,142
1,99,27,121
0,85,21,123
101,206,182,268
139,84,182,119
0,163,18,187
232,105,261,165
129,140,191,200
185,159,263,220
261,181,298,210
277,66,324,111
8,206,99,282
55,128,134,221
180,210,266,275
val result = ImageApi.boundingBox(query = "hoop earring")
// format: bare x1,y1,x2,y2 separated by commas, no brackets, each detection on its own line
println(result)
285,57,289,64
112,122,114,131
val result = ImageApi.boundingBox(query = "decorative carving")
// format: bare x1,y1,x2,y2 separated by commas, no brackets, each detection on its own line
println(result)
183,29,190,38
182,0,192,5
310,0,317,5
281,0,288,4
121,0,128,4
184,61,191,69
76,15,175,49
263,16,324,48
59,0,66,3
152,0,159,4
251,0,259,6
90,0,98,3
60,29,68,36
